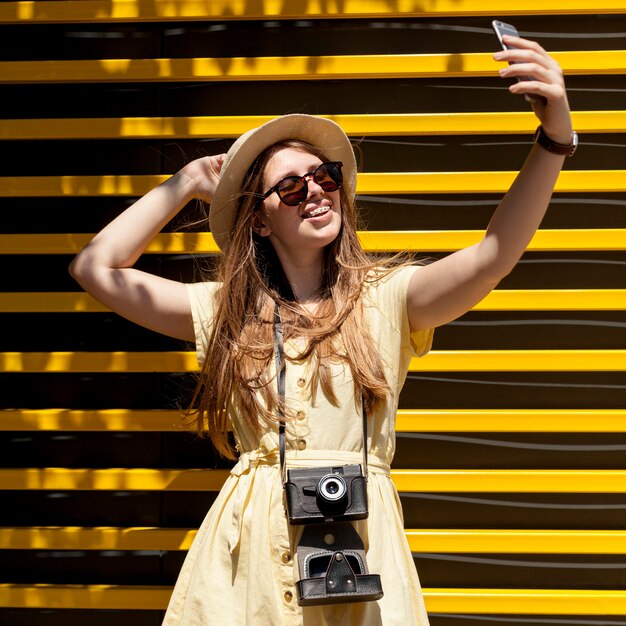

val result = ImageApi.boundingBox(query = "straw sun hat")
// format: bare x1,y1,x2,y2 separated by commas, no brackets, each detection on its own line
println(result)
209,114,357,251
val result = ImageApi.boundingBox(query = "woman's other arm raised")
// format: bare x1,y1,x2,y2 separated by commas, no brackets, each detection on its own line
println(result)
68,155,224,341
407,35,574,332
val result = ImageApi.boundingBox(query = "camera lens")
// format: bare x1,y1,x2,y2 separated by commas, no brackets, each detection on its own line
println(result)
326,481,340,495
317,473,347,503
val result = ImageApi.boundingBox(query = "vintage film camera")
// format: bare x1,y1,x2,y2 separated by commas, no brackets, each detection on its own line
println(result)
284,464,368,524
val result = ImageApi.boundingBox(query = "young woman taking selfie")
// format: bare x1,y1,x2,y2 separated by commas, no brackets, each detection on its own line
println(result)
70,34,575,626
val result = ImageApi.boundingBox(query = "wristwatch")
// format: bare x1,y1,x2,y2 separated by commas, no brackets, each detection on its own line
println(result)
534,125,578,157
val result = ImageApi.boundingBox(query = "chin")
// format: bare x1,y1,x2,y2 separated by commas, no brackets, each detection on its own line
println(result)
314,226,342,248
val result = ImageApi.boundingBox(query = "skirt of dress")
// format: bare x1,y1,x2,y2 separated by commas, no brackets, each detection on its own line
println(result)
162,450,430,626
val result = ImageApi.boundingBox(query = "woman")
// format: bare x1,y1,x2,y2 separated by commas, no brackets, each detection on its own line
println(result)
70,35,575,626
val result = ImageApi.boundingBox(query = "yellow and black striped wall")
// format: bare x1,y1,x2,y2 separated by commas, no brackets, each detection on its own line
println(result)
1,1,625,624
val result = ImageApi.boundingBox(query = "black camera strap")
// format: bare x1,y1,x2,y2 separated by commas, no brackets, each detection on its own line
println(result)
273,302,369,486
273,301,288,485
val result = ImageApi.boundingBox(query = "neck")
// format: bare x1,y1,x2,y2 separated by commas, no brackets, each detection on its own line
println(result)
274,248,325,305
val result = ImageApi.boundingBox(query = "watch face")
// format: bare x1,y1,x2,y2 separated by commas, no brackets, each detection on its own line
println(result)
570,131,579,155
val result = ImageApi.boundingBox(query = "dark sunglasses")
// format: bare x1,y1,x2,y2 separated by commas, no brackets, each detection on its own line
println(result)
255,161,343,207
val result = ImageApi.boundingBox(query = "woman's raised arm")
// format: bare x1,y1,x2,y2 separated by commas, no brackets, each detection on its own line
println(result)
406,35,574,332
69,155,224,341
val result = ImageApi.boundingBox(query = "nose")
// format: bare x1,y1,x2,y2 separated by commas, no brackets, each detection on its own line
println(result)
303,173,324,199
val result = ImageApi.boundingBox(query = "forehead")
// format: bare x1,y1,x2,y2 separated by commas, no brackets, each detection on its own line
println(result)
263,147,322,185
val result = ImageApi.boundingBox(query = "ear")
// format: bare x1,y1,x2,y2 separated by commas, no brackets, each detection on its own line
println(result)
251,211,272,237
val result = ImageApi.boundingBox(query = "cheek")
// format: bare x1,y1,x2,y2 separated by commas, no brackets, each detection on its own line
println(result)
259,205,292,235
261,205,282,228
253,201,281,229
332,198,343,221
331,189,342,208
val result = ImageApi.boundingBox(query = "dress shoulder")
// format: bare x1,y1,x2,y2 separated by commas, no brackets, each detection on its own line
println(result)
186,281,221,365
365,265,434,358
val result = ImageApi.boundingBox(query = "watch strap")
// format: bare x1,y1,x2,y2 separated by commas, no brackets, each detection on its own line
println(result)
534,125,578,157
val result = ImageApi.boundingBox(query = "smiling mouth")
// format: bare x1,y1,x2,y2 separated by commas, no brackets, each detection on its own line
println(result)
303,205,331,219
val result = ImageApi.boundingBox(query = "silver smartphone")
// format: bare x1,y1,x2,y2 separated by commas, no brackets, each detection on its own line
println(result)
491,19,546,104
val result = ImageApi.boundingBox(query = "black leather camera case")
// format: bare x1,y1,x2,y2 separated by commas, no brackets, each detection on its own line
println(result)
295,522,383,606
284,464,368,525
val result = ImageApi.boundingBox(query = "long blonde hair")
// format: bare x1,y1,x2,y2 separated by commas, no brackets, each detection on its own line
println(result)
190,140,404,459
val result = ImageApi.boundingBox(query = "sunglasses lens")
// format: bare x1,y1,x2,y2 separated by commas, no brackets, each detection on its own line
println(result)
315,162,343,191
276,177,308,206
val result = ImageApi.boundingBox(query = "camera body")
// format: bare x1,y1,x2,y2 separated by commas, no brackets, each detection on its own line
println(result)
284,464,368,525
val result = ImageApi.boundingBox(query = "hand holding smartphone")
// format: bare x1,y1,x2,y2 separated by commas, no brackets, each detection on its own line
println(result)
491,20,547,105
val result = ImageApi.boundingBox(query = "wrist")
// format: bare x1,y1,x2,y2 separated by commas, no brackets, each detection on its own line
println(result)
172,165,204,202
534,125,578,157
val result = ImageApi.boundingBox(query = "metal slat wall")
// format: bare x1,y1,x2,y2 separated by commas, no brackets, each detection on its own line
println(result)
0,2,625,625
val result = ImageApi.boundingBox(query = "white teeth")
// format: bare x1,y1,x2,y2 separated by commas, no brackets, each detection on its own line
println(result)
306,205,330,218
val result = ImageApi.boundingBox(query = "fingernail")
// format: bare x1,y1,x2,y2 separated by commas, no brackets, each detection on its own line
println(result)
493,52,504,60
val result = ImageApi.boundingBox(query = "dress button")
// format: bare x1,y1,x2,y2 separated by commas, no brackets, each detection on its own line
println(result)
297,377,306,388
284,590,293,603
296,410,306,420
281,551,291,563
297,439,307,450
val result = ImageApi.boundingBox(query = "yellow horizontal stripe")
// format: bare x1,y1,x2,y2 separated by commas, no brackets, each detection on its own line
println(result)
2,468,626,492
9,526,626,553
2,0,626,24
3,289,624,314
357,229,626,252
409,350,626,372
1,584,625,613
2,111,624,139
425,588,626,615
0,351,199,372
2,408,625,432
357,171,626,194
0,174,166,197
2,171,624,197
0,50,622,84
409,530,626,554
5,526,626,553
0,468,230,491
472,289,626,311
396,409,626,432
2,350,625,373
2,229,625,255
0,409,186,431
0,292,108,312
0,526,199,551
0,583,172,610
2,584,626,613
211,0,626,19
393,469,626,493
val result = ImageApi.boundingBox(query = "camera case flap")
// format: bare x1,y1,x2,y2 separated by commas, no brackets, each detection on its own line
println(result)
295,522,383,606
285,464,368,525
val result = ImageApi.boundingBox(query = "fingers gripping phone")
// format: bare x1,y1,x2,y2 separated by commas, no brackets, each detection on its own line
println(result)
491,20,546,105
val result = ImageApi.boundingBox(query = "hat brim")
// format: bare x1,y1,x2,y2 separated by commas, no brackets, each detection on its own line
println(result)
209,114,357,251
